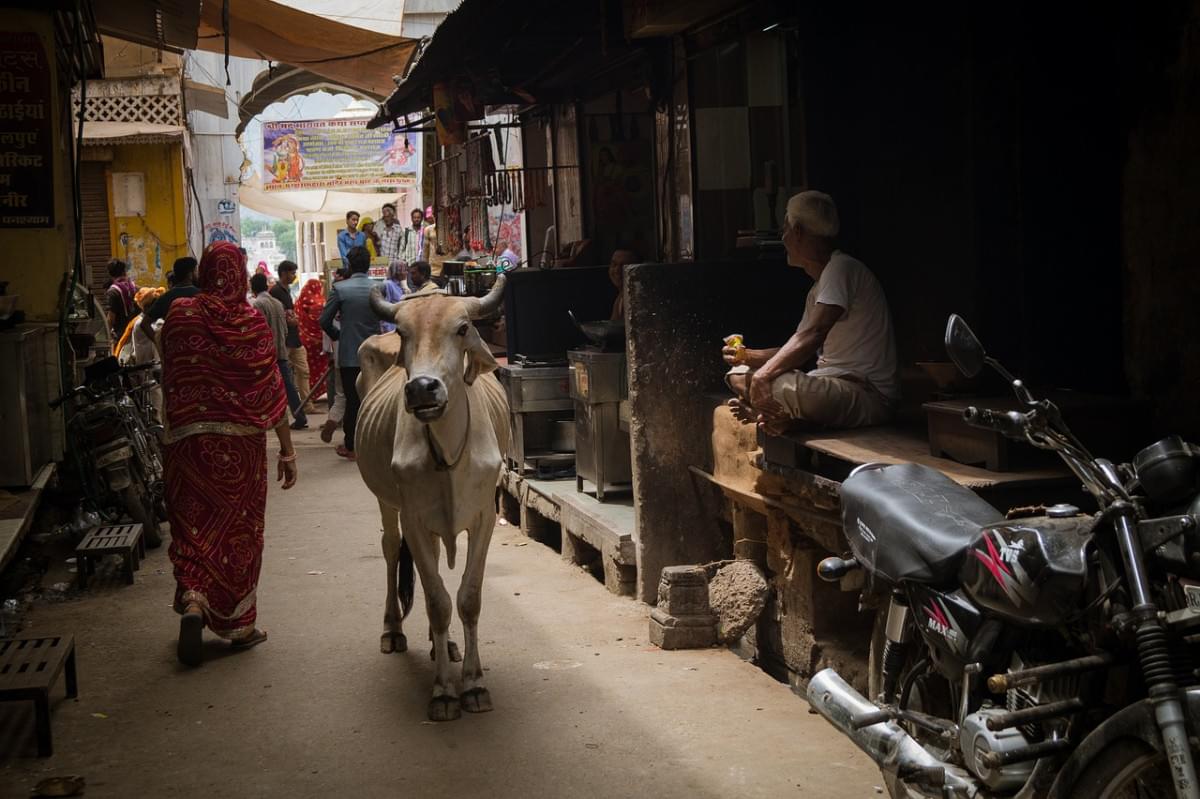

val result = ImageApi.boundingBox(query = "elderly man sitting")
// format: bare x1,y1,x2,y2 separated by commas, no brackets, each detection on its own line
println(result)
725,190,898,431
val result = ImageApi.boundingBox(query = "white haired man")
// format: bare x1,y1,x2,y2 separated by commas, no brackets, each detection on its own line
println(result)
724,190,898,431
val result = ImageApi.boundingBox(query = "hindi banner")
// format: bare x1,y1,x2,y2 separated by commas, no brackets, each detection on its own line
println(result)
262,118,419,192
0,31,52,228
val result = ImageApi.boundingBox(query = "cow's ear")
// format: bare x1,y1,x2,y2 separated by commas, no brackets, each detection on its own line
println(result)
463,324,498,385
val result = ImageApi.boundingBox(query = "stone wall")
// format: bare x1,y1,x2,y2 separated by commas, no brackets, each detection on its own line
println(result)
1121,0,1200,436
625,260,810,603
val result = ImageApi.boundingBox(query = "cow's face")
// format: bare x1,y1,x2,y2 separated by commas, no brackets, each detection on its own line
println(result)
393,297,497,421
370,277,506,423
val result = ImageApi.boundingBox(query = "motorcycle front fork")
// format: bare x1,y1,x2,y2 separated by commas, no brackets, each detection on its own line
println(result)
1112,504,1200,799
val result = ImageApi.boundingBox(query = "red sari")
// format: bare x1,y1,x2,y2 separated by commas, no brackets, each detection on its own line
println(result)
295,279,329,400
161,242,286,639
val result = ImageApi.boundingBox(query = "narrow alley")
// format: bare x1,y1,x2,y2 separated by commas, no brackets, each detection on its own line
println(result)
0,425,878,799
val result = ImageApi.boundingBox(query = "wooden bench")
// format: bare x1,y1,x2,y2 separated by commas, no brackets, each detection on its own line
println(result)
76,523,145,588
0,634,78,756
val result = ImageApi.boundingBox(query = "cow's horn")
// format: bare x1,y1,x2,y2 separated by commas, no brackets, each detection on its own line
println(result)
369,285,400,322
465,272,508,320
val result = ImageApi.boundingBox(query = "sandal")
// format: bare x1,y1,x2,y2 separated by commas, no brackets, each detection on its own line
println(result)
177,604,204,667
230,628,268,650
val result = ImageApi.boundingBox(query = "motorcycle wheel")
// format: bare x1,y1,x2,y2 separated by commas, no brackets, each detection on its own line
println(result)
867,609,958,799
120,484,162,549
1062,738,1193,799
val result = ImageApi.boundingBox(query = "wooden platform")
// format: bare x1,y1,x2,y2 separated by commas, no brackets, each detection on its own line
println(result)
0,634,77,756
500,470,637,596
762,424,1071,490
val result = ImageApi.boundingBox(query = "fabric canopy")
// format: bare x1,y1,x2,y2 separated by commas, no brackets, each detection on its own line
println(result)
195,0,418,98
78,122,187,139
237,175,408,222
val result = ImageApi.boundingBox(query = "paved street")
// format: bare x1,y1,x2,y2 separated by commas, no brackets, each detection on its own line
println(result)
0,420,879,798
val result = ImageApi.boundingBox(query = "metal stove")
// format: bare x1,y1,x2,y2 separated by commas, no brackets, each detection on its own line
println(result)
568,349,631,501
497,355,575,477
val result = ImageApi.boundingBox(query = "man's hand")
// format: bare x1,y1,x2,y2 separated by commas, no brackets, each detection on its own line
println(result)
723,346,772,368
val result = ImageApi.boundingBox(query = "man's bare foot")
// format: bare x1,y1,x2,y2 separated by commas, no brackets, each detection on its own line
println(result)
728,397,759,425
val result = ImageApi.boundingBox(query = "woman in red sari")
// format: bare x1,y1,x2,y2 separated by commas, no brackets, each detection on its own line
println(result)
161,242,299,667
294,278,329,400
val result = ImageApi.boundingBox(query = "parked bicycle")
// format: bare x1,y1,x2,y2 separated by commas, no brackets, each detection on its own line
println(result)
51,357,164,547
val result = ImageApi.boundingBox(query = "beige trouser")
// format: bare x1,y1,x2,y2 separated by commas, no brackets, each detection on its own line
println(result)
770,370,893,428
287,346,312,410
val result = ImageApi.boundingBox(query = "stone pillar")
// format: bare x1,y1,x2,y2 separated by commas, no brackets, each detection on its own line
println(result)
649,566,715,650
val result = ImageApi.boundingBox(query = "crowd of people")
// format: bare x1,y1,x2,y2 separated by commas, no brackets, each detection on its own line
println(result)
99,209,450,667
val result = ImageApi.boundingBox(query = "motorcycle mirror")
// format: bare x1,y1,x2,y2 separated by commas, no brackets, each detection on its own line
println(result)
944,314,986,378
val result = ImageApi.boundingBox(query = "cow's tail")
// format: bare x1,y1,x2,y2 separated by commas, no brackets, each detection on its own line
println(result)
398,536,415,619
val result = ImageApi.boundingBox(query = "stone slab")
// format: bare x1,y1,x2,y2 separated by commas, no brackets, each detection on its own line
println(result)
0,463,54,573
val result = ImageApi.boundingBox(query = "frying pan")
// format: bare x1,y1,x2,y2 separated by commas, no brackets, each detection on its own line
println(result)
568,309,625,350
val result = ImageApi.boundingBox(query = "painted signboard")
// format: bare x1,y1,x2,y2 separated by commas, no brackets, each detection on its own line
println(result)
262,118,420,192
0,31,53,228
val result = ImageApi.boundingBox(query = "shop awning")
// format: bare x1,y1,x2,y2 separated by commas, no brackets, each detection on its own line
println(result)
92,0,201,53
77,121,187,140
236,175,409,222
184,80,230,119
368,0,614,128
193,0,418,99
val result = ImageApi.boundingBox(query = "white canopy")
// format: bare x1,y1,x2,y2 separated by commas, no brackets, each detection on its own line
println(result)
236,175,408,222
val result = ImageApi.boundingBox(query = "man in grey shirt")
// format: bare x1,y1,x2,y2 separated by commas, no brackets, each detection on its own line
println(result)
251,273,308,430
319,246,381,459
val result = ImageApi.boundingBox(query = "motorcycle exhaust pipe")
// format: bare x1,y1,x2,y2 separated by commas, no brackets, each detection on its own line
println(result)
806,668,979,797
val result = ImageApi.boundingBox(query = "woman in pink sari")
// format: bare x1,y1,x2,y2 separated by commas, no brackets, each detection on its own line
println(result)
161,242,299,666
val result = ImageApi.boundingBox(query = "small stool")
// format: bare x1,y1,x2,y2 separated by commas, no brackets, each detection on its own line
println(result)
75,523,144,588
0,634,78,756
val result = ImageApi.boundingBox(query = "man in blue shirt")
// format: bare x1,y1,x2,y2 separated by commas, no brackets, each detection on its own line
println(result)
337,210,366,267
319,245,379,459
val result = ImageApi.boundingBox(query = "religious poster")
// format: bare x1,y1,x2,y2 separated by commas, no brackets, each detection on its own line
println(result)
262,118,420,192
0,31,53,228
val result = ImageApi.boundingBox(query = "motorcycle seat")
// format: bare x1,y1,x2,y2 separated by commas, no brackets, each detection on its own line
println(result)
841,462,1004,584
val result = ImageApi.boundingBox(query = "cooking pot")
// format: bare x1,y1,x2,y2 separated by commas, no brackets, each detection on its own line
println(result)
568,310,625,351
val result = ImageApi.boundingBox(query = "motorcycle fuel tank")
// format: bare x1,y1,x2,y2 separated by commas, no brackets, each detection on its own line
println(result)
960,514,1096,627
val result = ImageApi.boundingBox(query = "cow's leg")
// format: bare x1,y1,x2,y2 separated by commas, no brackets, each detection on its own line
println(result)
425,536,461,662
400,514,460,722
458,507,497,713
379,500,407,654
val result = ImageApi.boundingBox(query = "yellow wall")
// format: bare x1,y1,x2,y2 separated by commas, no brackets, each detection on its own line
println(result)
1,11,74,322
108,142,187,288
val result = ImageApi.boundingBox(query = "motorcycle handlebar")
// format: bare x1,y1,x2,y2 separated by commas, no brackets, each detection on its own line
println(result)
963,406,1029,440
49,385,88,409
121,362,158,374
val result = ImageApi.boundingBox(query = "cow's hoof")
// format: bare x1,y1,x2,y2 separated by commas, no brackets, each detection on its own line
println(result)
461,688,493,714
380,631,407,654
430,641,463,662
428,696,461,722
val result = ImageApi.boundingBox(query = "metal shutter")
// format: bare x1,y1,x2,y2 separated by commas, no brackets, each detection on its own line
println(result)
80,162,111,299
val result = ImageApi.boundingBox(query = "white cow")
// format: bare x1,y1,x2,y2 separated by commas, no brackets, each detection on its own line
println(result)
355,277,510,721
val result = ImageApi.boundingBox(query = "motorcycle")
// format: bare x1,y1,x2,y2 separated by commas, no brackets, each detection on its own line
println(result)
806,315,1200,799
53,357,163,547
